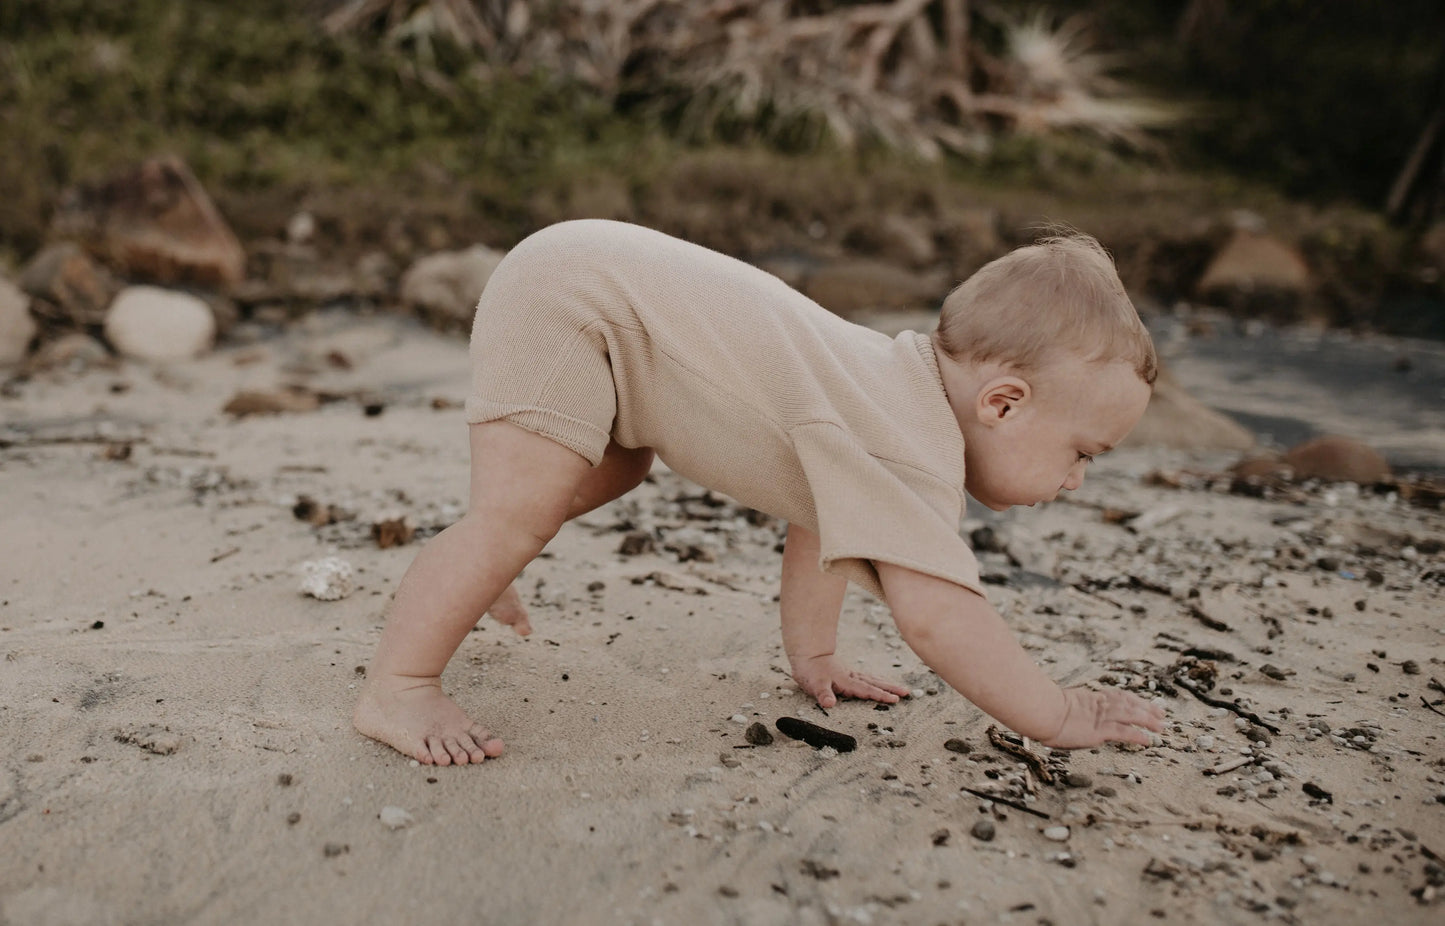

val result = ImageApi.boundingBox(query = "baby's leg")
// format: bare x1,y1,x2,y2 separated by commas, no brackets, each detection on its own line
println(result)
353,421,590,766
487,439,655,635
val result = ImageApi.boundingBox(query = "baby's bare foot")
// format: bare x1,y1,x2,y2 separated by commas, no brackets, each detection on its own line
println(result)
487,582,532,636
353,676,504,766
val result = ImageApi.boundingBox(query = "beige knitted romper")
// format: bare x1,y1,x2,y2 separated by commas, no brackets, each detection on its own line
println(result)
466,220,981,600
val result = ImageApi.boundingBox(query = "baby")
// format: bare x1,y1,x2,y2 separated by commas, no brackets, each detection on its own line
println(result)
353,219,1167,766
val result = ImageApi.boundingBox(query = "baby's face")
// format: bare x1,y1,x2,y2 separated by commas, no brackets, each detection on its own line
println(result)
963,359,1151,511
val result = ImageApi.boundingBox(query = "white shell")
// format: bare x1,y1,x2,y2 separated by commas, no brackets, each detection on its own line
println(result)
298,557,355,601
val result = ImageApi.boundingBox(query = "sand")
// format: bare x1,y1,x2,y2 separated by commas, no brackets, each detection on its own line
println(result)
1,309,1442,926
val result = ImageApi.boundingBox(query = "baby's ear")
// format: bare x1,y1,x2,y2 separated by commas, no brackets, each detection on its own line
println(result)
978,377,1030,424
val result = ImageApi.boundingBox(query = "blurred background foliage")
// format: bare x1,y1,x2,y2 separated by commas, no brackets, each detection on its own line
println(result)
1,0,1442,263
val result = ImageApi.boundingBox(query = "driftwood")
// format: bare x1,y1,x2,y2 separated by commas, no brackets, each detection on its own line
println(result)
322,0,1172,157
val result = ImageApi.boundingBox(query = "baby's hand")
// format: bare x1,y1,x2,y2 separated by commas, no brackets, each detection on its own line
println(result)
1040,686,1166,749
788,654,911,709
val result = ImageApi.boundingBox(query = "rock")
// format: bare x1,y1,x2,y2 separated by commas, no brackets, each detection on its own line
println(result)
1196,229,1315,322
52,156,246,287
103,286,216,361
970,819,996,841
0,276,36,365
1123,368,1255,451
378,806,415,830
29,333,110,372
298,557,355,601
744,722,774,746
1198,229,1312,294
1282,435,1390,484
801,259,949,318
1229,454,1290,480
843,213,937,267
399,245,507,328
19,242,118,328
223,386,323,417
1043,826,1071,842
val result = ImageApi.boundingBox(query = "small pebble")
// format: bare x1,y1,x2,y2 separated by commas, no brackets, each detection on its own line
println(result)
745,722,774,746
970,819,996,841
1043,826,1071,842
943,738,972,754
378,806,414,830
1063,771,1093,789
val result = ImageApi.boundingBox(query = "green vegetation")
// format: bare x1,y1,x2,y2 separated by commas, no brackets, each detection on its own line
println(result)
0,0,1441,335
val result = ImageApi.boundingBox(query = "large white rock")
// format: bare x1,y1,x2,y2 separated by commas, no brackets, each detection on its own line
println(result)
103,286,215,361
399,245,506,327
0,276,37,366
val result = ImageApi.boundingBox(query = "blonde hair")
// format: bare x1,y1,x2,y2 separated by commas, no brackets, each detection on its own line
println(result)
934,232,1158,385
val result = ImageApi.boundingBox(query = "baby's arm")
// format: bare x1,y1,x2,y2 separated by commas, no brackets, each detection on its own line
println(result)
877,562,1165,748
780,524,911,708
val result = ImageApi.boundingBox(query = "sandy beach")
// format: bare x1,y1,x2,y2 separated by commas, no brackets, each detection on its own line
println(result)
2,308,1443,926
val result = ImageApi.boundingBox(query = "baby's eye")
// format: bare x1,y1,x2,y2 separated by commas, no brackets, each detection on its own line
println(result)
1077,452,1094,464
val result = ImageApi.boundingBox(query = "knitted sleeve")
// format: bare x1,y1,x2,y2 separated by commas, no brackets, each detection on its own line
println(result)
790,421,984,602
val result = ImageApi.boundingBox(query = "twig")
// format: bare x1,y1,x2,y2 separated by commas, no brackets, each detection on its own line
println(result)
1173,674,1281,734
986,725,1055,785
1421,696,1445,718
1203,755,1256,776
209,547,241,564
1187,604,1231,633
959,785,1051,820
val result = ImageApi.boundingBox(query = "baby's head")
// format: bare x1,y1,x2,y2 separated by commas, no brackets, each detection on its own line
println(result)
932,232,1158,510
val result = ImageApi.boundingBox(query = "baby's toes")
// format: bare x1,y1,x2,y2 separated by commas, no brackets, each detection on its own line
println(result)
442,737,472,765
426,736,454,766
467,724,505,759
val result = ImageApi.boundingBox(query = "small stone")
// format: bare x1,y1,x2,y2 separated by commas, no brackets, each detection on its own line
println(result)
1063,771,1093,789
323,842,349,858
943,738,972,754
378,806,414,830
744,722,774,746
970,819,996,841
400,245,507,327
1043,826,1071,842
1401,660,1420,675
104,286,216,361
931,828,951,847
298,557,354,601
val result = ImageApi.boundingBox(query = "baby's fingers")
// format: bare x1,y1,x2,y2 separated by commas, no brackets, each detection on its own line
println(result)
1109,690,1167,731
836,673,902,704
1100,721,1156,747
